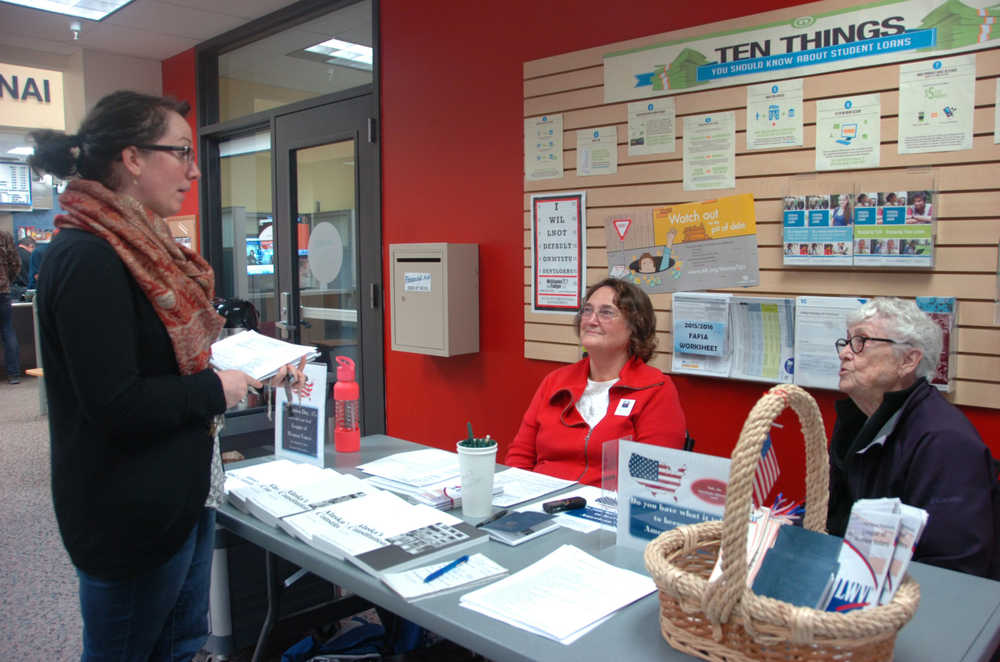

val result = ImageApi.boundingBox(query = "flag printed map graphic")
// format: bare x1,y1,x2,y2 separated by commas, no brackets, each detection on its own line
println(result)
628,452,685,497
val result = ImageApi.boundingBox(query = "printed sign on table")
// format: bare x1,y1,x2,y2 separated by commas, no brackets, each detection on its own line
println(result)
616,441,730,550
275,362,329,467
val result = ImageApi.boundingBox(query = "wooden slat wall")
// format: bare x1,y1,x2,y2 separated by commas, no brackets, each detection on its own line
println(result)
522,0,1000,410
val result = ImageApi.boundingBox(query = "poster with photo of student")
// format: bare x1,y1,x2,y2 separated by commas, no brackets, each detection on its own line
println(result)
782,193,853,266
853,190,935,267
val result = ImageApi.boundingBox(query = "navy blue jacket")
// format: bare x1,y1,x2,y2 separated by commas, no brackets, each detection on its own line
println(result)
828,378,1000,579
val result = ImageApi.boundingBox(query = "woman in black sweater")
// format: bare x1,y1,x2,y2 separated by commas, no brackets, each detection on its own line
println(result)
30,91,298,661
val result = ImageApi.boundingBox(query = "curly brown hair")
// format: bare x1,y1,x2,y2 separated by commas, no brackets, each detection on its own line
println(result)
575,277,657,362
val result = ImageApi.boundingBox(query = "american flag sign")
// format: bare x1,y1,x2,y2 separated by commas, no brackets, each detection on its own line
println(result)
753,435,780,507
628,452,686,496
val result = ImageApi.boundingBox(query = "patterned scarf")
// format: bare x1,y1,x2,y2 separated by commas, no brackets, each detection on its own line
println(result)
56,180,224,375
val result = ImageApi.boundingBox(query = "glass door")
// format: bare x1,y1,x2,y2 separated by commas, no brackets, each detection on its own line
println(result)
273,93,384,435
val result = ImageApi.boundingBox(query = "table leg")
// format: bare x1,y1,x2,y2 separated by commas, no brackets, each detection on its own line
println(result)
250,550,283,662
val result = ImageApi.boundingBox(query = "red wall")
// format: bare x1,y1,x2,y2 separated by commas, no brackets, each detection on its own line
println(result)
162,48,199,218
379,0,1000,501
163,0,1000,502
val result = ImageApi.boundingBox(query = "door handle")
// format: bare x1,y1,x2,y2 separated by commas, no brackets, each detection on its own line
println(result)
277,291,296,338
370,283,379,309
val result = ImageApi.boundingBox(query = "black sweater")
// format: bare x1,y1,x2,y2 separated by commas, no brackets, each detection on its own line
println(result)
38,229,226,579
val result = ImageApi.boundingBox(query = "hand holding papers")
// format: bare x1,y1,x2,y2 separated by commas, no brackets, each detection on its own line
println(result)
210,330,319,381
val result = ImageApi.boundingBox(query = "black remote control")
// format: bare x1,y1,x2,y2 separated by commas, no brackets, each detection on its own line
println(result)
542,496,587,513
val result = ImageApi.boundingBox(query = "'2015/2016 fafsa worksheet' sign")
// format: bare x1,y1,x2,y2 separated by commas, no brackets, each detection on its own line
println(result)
531,192,587,314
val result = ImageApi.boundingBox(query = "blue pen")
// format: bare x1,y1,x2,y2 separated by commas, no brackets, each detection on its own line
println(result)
424,555,470,583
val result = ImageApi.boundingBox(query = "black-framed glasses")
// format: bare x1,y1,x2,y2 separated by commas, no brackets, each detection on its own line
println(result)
135,144,195,165
834,335,900,354
580,304,620,322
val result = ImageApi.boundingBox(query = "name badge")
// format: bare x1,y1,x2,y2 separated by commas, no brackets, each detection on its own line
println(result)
614,399,636,416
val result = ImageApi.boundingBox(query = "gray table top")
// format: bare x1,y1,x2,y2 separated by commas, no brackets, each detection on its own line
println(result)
218,434,1000,662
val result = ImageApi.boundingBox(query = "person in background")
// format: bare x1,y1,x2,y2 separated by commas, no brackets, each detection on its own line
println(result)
27,238,49,289
828,297,999,578
0,229,21,384
506,277,686,486
14,235,35,297
29,90,304,661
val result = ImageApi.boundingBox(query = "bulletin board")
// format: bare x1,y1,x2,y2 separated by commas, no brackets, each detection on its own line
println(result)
522,0,1000,410
166,214,199,253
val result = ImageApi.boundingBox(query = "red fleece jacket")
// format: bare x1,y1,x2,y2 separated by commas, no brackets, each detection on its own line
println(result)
506,356,686,485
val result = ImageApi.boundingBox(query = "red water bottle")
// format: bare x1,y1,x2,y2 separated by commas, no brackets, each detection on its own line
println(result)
333,356,360,453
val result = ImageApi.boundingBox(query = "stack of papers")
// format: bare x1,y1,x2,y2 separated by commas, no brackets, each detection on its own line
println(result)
359,452,575,511
210,330,319,380
382,553,508,600
459,544,656,645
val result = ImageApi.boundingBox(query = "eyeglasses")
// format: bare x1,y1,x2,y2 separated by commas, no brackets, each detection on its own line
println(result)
135,144,196,165
834,335,900,354
580,305,620,322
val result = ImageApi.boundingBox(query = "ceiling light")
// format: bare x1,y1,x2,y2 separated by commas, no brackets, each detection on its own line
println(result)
304,38,373,70
7,146,35,156
0,0,135,21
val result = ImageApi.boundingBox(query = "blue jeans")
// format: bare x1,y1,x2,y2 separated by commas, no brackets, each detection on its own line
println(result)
0,293,18,377
77,508,216,662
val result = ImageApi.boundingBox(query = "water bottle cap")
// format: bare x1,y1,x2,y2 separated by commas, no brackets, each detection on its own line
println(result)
336,356,355,382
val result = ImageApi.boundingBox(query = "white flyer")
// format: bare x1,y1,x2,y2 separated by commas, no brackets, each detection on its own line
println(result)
627,98,676,156
815,94,880,171
729,296,795,384
793,296,867,390
898,54,975,154
671,292,732,377
746,79,803,150
524,114,564,181
530,192,586,313
683,111,735,191
576,126,618,176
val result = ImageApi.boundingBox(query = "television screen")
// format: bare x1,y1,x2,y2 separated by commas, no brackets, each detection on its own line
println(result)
0,161,32,212
246,237,274,275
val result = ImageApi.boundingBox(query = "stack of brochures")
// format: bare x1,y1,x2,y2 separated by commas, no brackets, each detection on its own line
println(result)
358,450,575,511
459,544,656,645
225,460,489,578
826,498,928,612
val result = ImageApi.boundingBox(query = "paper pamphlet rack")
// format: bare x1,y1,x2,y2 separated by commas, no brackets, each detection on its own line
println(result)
644,384,919,662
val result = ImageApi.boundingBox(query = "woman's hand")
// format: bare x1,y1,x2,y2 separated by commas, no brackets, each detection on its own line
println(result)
267,356,308,396
215,370,263,408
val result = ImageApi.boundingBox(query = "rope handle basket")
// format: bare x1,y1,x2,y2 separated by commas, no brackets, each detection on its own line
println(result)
644,384,920,661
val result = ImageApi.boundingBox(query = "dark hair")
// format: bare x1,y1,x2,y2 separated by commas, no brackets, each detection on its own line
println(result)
29,90,190,189
16,236,36,248
575,277,657,362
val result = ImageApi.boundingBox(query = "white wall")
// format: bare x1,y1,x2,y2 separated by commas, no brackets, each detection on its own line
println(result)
82,50,161,112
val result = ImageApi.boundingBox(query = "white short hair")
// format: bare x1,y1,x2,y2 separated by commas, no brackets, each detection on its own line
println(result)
846,297,943,381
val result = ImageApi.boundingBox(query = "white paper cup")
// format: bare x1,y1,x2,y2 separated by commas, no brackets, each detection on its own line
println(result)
456,440,497,518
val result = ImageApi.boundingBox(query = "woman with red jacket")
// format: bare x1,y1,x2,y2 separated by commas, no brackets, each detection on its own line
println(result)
506,277,686,485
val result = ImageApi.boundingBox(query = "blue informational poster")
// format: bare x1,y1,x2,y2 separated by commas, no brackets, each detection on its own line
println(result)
782,194,854,266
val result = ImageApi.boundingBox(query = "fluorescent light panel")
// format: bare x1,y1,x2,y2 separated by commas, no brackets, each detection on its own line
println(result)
304,38,372,70
0,0,134,21
7,146,35,155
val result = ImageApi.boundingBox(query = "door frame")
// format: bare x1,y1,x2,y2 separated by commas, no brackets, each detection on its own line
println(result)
273,92,385,435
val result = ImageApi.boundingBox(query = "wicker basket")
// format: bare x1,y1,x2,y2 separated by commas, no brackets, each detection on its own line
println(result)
644,384,920,662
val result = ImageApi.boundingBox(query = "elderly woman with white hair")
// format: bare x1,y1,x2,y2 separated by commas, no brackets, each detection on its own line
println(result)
827,297,999,578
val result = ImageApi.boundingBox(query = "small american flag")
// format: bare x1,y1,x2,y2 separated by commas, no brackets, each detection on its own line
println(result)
753,435,780,507
628,453,685,496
